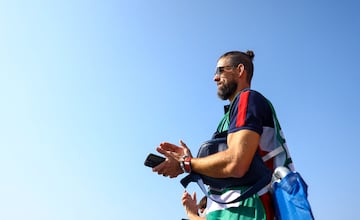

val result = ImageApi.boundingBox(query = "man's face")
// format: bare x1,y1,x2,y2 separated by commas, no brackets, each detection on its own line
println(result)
214,57,238,100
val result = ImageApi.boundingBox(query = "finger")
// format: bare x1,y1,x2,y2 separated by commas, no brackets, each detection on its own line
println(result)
156,147,177,161
193,192,197,202
159,142,179,151
180,140,188,149
156,147,170,156
180,140,193,157
182,191,189,199
152,162,169,176
182,196,188,205
152,159,165,172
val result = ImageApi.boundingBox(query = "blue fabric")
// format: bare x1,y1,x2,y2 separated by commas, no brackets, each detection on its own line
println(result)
228,89,273,135
272,172,314,220
194,136,271,190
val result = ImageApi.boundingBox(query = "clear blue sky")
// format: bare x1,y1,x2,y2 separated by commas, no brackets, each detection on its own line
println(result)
0,1,359,219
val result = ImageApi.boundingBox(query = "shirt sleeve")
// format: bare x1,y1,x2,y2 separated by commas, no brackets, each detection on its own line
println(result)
228,90,272,135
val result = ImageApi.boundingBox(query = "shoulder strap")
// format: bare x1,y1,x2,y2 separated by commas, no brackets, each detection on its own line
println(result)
263,99,292,168
181,172,270,204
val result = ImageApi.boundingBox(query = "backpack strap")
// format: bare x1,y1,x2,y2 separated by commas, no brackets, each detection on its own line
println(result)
181,172,271,204
265,99,293,168
262,146,284,162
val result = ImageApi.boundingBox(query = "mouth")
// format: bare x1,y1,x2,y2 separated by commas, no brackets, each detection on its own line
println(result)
217,82,224,87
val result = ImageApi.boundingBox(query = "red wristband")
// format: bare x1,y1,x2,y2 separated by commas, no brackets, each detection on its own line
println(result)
183,156,192,173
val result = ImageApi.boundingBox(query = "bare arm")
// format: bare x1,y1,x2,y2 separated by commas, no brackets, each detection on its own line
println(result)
191,129,260,178
153,129,259,179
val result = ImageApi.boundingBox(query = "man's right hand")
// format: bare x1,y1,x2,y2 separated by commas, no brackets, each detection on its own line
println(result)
152,140,192,178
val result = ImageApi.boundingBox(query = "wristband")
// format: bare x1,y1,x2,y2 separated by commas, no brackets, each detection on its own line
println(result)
181,155,192,173
180,160,186,173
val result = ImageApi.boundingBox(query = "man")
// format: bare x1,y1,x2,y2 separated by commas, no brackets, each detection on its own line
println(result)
153,50,286,219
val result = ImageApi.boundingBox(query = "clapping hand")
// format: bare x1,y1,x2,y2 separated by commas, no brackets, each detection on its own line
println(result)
152,140,192,178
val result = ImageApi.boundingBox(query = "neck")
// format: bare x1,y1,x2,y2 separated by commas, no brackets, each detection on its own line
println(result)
228,86,250,102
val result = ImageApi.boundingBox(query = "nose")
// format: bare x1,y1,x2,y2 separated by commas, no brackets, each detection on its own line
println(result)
213,73,220,82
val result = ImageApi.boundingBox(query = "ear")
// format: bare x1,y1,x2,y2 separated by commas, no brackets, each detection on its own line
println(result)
236,63,246,78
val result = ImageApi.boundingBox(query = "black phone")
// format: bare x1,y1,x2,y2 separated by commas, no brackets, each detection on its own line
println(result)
144,153,166,168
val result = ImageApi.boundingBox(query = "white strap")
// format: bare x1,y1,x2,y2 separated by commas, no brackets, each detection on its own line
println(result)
262,146,284,162
257,183,270,196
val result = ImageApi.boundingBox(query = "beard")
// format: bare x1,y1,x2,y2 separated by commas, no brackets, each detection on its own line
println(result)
217,80,237,100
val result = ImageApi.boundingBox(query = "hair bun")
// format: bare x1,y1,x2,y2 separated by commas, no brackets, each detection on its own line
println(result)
246,50,255,60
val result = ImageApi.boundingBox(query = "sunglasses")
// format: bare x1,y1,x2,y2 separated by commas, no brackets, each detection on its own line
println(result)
214,64,239,76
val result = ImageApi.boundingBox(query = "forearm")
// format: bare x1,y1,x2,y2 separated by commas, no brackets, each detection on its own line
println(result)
191,130,260,178
191,150,239,178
